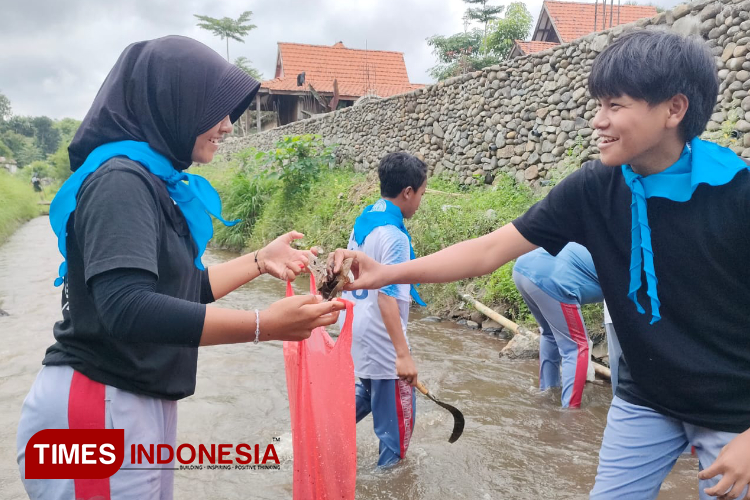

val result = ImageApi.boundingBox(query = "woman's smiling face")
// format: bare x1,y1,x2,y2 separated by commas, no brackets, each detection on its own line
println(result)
191,115,233,164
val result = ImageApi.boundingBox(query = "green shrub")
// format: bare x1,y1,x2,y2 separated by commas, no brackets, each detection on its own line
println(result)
408,174,538,318
0,169,40,244
258,134,335,204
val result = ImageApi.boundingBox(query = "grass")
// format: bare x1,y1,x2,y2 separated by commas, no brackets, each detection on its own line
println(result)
0,170,42,245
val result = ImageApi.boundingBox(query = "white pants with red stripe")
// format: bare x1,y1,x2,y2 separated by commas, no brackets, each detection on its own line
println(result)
513,271,592,408
17,365,177,500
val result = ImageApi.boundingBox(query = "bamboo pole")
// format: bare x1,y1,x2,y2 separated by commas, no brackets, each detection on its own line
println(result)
459,293,611,380
460,293,536,337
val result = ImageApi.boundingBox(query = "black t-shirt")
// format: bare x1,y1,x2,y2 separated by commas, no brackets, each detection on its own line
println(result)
44,158,206,400
513,161,750,433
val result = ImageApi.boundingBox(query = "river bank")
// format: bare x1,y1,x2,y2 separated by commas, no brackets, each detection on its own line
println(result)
0,170,40,246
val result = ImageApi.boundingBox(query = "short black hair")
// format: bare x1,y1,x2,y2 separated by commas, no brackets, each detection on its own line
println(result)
589,30,719,141
378,152,428,198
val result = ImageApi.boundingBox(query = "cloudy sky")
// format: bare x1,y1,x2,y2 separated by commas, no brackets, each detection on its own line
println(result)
0,0,684,120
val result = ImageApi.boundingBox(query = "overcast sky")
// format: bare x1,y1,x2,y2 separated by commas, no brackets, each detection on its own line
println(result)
0,0,685,120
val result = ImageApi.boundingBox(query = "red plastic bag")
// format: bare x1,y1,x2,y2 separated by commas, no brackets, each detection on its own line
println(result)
283,277,356,500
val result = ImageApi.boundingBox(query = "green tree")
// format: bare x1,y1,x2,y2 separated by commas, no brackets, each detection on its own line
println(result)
4,116,35,137
485,2,533,60
54,118,81,144
234,56,263,80
0,139,12,159
464,0,504,42
427,29,497,80
31,116,61,156
1,130,27,157
16,141,43,168
194,11,257,61
49,142,73,181
0,92,11,122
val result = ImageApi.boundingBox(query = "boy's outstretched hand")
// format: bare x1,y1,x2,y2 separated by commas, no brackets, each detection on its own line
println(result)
699,429,750,499
328,249,388,291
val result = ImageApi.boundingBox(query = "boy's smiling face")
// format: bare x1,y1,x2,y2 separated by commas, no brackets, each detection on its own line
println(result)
592,94,687,174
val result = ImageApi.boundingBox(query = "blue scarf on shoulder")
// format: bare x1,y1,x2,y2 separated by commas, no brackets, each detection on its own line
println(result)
352,199,426,306
49,140,238,286
621,137,748,324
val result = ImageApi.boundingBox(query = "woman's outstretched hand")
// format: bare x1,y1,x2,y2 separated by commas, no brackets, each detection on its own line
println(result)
327,249,388,291
258,231,316,281
260,294,345,342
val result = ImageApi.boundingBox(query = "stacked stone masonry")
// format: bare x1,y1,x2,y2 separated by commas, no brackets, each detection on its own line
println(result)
226,0,750,189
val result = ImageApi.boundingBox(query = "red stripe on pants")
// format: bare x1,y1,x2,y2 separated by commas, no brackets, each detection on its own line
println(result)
560,303,589,408
68,370,111,500
394,380,414,459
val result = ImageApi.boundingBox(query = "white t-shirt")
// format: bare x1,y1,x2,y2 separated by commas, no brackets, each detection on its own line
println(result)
339,224,411,379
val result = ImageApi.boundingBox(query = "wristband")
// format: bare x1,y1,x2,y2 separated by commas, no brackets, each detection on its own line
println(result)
254,309,261,344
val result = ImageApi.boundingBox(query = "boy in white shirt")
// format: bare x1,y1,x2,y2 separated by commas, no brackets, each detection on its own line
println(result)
340,152,427,467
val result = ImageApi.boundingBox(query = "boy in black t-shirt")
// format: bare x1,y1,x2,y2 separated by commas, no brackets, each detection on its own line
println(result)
332,30,750,499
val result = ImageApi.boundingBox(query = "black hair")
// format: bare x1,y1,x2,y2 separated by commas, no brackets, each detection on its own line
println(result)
378,152,428,198
589,30,719,141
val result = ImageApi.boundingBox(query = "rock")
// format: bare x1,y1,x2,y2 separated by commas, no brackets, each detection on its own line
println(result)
671,4,691,20
723,43,738,62
499,332,540,359
701,2,722,22
420,316,442,323
481,319,508,337
524,165,539,180
591,33,609,52
736,119,750,132
541,153,556,163
466,320,480,329
433,122,445,138
728,58,745,71
560,120,575,132
433,161,445,176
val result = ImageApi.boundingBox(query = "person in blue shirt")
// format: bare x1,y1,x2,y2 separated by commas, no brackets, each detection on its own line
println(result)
513,243,602,408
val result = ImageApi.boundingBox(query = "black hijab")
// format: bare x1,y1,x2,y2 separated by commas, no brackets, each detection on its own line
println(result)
69,35,260,171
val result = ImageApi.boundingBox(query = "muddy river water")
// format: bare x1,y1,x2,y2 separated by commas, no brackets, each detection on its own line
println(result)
0,217,699,499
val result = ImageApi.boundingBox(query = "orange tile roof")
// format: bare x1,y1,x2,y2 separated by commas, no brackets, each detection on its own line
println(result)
260,42,423,99
514,40,560,55
544,0,657,42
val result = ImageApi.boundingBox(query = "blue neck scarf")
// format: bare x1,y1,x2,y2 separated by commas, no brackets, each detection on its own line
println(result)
352,199,426,306
621,137,748,323
49,140,238,286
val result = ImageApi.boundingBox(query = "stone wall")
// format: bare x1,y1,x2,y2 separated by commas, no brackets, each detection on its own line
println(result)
225,0,750,189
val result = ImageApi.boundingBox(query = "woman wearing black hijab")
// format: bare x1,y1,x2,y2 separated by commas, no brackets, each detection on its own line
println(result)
17,36,344,500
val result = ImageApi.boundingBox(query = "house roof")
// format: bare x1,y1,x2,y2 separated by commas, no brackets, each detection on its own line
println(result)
513,40,559,55
260,42,423,99
544,0,658,42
